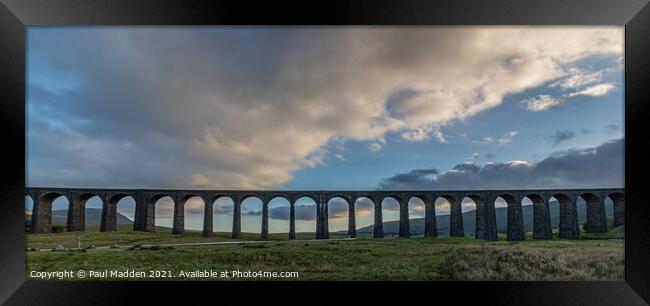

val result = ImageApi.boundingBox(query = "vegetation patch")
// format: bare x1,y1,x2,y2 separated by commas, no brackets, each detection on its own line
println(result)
26,229,623,281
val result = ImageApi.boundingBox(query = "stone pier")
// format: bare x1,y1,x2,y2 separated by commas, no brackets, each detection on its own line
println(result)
398,199,410,238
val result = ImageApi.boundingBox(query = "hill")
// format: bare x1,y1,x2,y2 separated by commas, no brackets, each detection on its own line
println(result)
352,200,615,237
25,208,133,226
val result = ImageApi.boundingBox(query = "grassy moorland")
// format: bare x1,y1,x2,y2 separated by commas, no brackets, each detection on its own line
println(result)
25,224,334,249
25,225,623,281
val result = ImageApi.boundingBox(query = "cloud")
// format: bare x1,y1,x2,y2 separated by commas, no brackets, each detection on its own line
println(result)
550,67,604,89
378,168,440,190
432,130,448,144
498,131,519,145
242,210,261,216
27,27,623,189
566,83,615,97
549,129,576,146
378,138,623,190
368,143,383,152
268,204,316,221
523,65,620,112
368,137,386,153
263,196,408,221
466,153,480,164
522,95,563,112
603,122,621,134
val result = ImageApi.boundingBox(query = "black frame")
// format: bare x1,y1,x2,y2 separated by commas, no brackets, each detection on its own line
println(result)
1,0,649,304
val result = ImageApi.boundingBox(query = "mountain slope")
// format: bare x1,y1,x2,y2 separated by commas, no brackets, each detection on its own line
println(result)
25,208,133,226
352,200,614,236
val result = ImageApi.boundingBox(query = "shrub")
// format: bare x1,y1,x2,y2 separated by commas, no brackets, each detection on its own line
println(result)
243,244,266,249
127,244,176,251
51,225,66,233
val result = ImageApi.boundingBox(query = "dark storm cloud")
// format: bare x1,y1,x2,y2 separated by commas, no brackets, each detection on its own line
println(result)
549,129,576,146
376,169,440,189
378,138,623,190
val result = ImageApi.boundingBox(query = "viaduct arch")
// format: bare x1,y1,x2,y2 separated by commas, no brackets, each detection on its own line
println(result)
25,187,624,241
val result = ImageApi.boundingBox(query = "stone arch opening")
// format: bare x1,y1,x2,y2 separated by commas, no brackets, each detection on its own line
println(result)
153,195,174,231
381,196,400,237
107,195,136,231
408,197,426,236
51,194,70,231
268,196,290,236
240,196,263,236
353,197,374,237
25,195,34,232
498,194,522,241
607,192,624,228
182,196,205,232
436,195,459,237
607,192,625,228
78,194,103,231
523,194,550,240
461,195,483,238
294,196,317,239
603,196,614,229
326,196,349,237
212,196,234,235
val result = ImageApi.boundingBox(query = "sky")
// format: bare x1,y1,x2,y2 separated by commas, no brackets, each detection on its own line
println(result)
25,27,624,233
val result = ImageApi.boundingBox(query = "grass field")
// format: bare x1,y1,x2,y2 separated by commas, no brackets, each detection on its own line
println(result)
25,225,624,281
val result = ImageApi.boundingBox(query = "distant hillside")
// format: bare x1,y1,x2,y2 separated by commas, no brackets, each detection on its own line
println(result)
25,208,133,226
352,200,615,237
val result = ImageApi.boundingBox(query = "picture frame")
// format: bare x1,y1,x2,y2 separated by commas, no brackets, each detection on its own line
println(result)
0,0,648,304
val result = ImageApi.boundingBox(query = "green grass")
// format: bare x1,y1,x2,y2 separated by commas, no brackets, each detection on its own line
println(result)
26,224,342,249
25,226,623,281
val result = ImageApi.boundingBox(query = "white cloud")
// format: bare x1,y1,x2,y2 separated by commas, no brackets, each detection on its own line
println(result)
401,126,433,141
566,83,616,97
522,94,563,112
498,131,519,145
27,27,623,189
550,67,604,89
507,160,530,167
466,153,480,164
368,142,383,153
368,137,386,153
433,130,448,144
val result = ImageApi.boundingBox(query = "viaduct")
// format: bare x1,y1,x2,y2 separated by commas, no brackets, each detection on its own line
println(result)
25,187,625,241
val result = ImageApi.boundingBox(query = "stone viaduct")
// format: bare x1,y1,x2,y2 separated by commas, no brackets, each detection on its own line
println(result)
25,187,625,241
